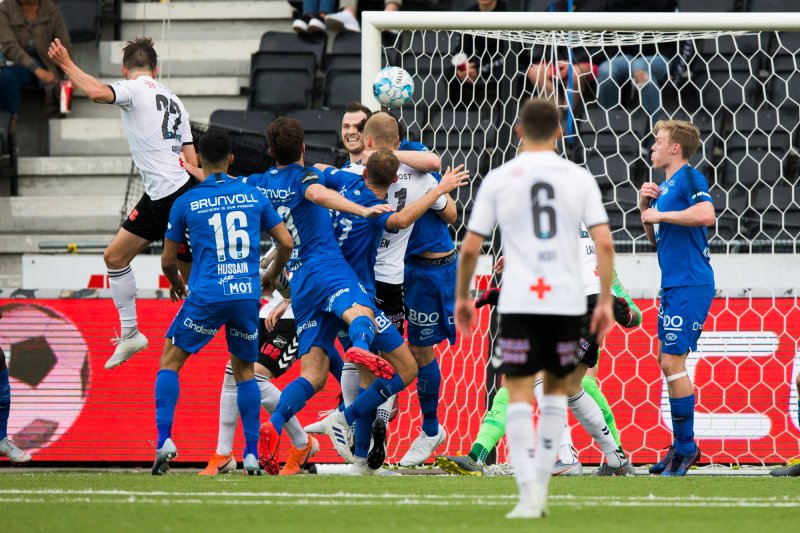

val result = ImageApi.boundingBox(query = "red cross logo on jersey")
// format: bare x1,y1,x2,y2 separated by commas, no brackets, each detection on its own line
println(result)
593,267,599,278
530,277,552,299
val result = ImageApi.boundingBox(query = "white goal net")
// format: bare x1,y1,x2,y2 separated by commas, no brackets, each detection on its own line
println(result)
363,12,800,467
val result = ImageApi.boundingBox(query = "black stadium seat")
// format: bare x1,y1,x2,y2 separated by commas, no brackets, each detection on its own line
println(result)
59,0,101,43
209,110,276,135
259,31,327,66
251,51,317,77
286,109,342,148
332,32,361,56
249,68,314,111
323,69,361,109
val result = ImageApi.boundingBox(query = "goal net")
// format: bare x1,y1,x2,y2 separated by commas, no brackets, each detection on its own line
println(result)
363,11,800,467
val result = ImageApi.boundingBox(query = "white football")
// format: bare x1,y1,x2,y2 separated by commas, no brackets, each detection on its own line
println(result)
373,66,414,108
0,303,89,455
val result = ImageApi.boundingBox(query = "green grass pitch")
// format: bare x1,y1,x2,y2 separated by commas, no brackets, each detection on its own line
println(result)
1,471,798,532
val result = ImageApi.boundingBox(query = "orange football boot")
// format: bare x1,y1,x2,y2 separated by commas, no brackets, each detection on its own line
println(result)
279,436,320,475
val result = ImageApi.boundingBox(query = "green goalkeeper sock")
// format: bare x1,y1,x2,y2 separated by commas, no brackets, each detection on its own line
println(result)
581,375,622,449
469,386,509,464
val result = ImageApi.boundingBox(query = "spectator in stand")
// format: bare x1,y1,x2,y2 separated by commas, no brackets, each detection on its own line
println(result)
594,0,690,120
324,1,402,34
448,0,512,105
0,0,71,131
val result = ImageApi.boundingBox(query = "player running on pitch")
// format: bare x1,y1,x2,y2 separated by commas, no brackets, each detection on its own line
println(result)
48,37,198,369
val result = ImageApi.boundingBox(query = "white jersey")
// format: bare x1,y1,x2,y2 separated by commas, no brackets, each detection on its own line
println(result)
579,223,601,296
374,163,446,284
260,293,294,320
468,151,608,315
109,76,192,200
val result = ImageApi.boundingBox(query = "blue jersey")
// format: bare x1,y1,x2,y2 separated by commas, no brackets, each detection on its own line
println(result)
246,164,341,271
400,140,455,256
165,173,282,303
652,164,715,288
325,168,392,299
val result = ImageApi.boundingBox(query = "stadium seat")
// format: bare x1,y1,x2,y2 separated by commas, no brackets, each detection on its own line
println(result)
323,69,361,109
722,146,785,188
752,184,800,212
209,110,276,135
395,105,428,142
678,0,738,11
59,0,101,43
767,32,800,111
425,108,498,149
286,109,342,148
325,55,361,72
259,32,327,66
693,34,765,109
249,68,314,111
251,51,317,77
332,32,362,56
747,0,800,12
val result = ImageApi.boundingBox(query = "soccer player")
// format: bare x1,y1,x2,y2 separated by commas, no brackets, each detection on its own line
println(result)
640,120,715,477
0,313,32,462
151,129,294,476
456,98,615,518
252,118,419,474
322,148,468,473
48,37,198,369
437,243,641,476
771,371,800,476
200,287,315,476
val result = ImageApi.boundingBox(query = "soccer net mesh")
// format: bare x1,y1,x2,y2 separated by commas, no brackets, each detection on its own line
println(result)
376,25,800,467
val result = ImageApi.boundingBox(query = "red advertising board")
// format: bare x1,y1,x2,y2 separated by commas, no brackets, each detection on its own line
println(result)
1,297,798,465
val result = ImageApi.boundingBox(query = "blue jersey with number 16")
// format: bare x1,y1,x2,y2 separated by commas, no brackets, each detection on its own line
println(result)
165,173,282,303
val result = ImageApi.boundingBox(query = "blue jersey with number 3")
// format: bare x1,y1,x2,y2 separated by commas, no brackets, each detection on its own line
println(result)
246,164,341,271
165,173,282,303
652,164,715,288
325,168,392,299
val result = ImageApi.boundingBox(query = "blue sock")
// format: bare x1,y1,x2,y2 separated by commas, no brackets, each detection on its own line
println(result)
670,394,696,456
237,378,261,458
417,359,442,437
0,369,9,441
344,373,404,425
353,387,374,458
270,377,314,434
349,316,375,351
328,349,344,383
155,369,180,449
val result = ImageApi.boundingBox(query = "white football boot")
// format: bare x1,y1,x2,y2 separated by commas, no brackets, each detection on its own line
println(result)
151,438,178,475
398,426,446,467
243,453,262,476
505,486,548,519
0,438,32,463
349,457,400,476
303,409,354,464
106,330,148,369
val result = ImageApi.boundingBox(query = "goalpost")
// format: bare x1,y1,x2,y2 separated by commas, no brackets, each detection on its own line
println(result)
361,11,800,467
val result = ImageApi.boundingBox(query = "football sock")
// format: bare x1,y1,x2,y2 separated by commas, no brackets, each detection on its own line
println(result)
581,375,622,448
568,388,623,467
353,388,374,458
256,375,308,449
108,266,138,337
349,316,375,351
506,402,536,502
215,371,239,456
341,362,360,407
417,359,442,437
344,373,404,425
271,377,314,435
532,395,567,498
375,394,395,425
328,348,344,383
155,369,179,449
534,377,574,464
469,386,509,463
670,394,697,456
236,378,260,458
0,368,10,441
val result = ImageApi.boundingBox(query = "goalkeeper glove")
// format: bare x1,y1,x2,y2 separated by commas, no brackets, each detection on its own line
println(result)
613,297,636,328
475,288,500,309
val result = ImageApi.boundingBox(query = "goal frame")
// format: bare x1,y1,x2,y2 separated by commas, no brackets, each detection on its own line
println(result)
360,11,800,108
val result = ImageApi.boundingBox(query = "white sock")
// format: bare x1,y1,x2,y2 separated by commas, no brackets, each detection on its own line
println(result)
376,395,395,424
108,266,138,336
215,369,239,456
533,395,567,493
341,362,360,407
558,421,578,464
506,402,536,503
533,377,544,405
568,388,622,467
257,375,308,449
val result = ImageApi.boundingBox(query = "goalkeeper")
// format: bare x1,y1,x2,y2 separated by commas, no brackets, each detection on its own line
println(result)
436,235,641,476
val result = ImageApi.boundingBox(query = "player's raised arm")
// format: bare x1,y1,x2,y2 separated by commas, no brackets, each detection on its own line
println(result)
305,181,392,218
262,223,293,294
161,238,187,302
455,231,484,335
393,147,441,173
47,38,114,103
435,195,458,225
387,165,468,231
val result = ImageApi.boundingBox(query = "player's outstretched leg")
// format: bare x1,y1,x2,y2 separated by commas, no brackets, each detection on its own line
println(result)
235,375,261,476
581,374,622,449
153,367,180,475
0,349,31,463
400,348,446,467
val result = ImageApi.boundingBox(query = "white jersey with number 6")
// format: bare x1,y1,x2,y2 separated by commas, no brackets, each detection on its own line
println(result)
468,151,608,315
109,75,193,201
373,162,447,284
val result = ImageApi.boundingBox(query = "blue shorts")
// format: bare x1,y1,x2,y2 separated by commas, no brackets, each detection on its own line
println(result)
166,298,260,362
404,252,457,347
658,284,714,356
335,308,406,354
294,311,340,361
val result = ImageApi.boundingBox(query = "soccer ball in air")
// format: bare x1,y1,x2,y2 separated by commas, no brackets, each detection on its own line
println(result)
373,66,414,108
0,303,89,454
